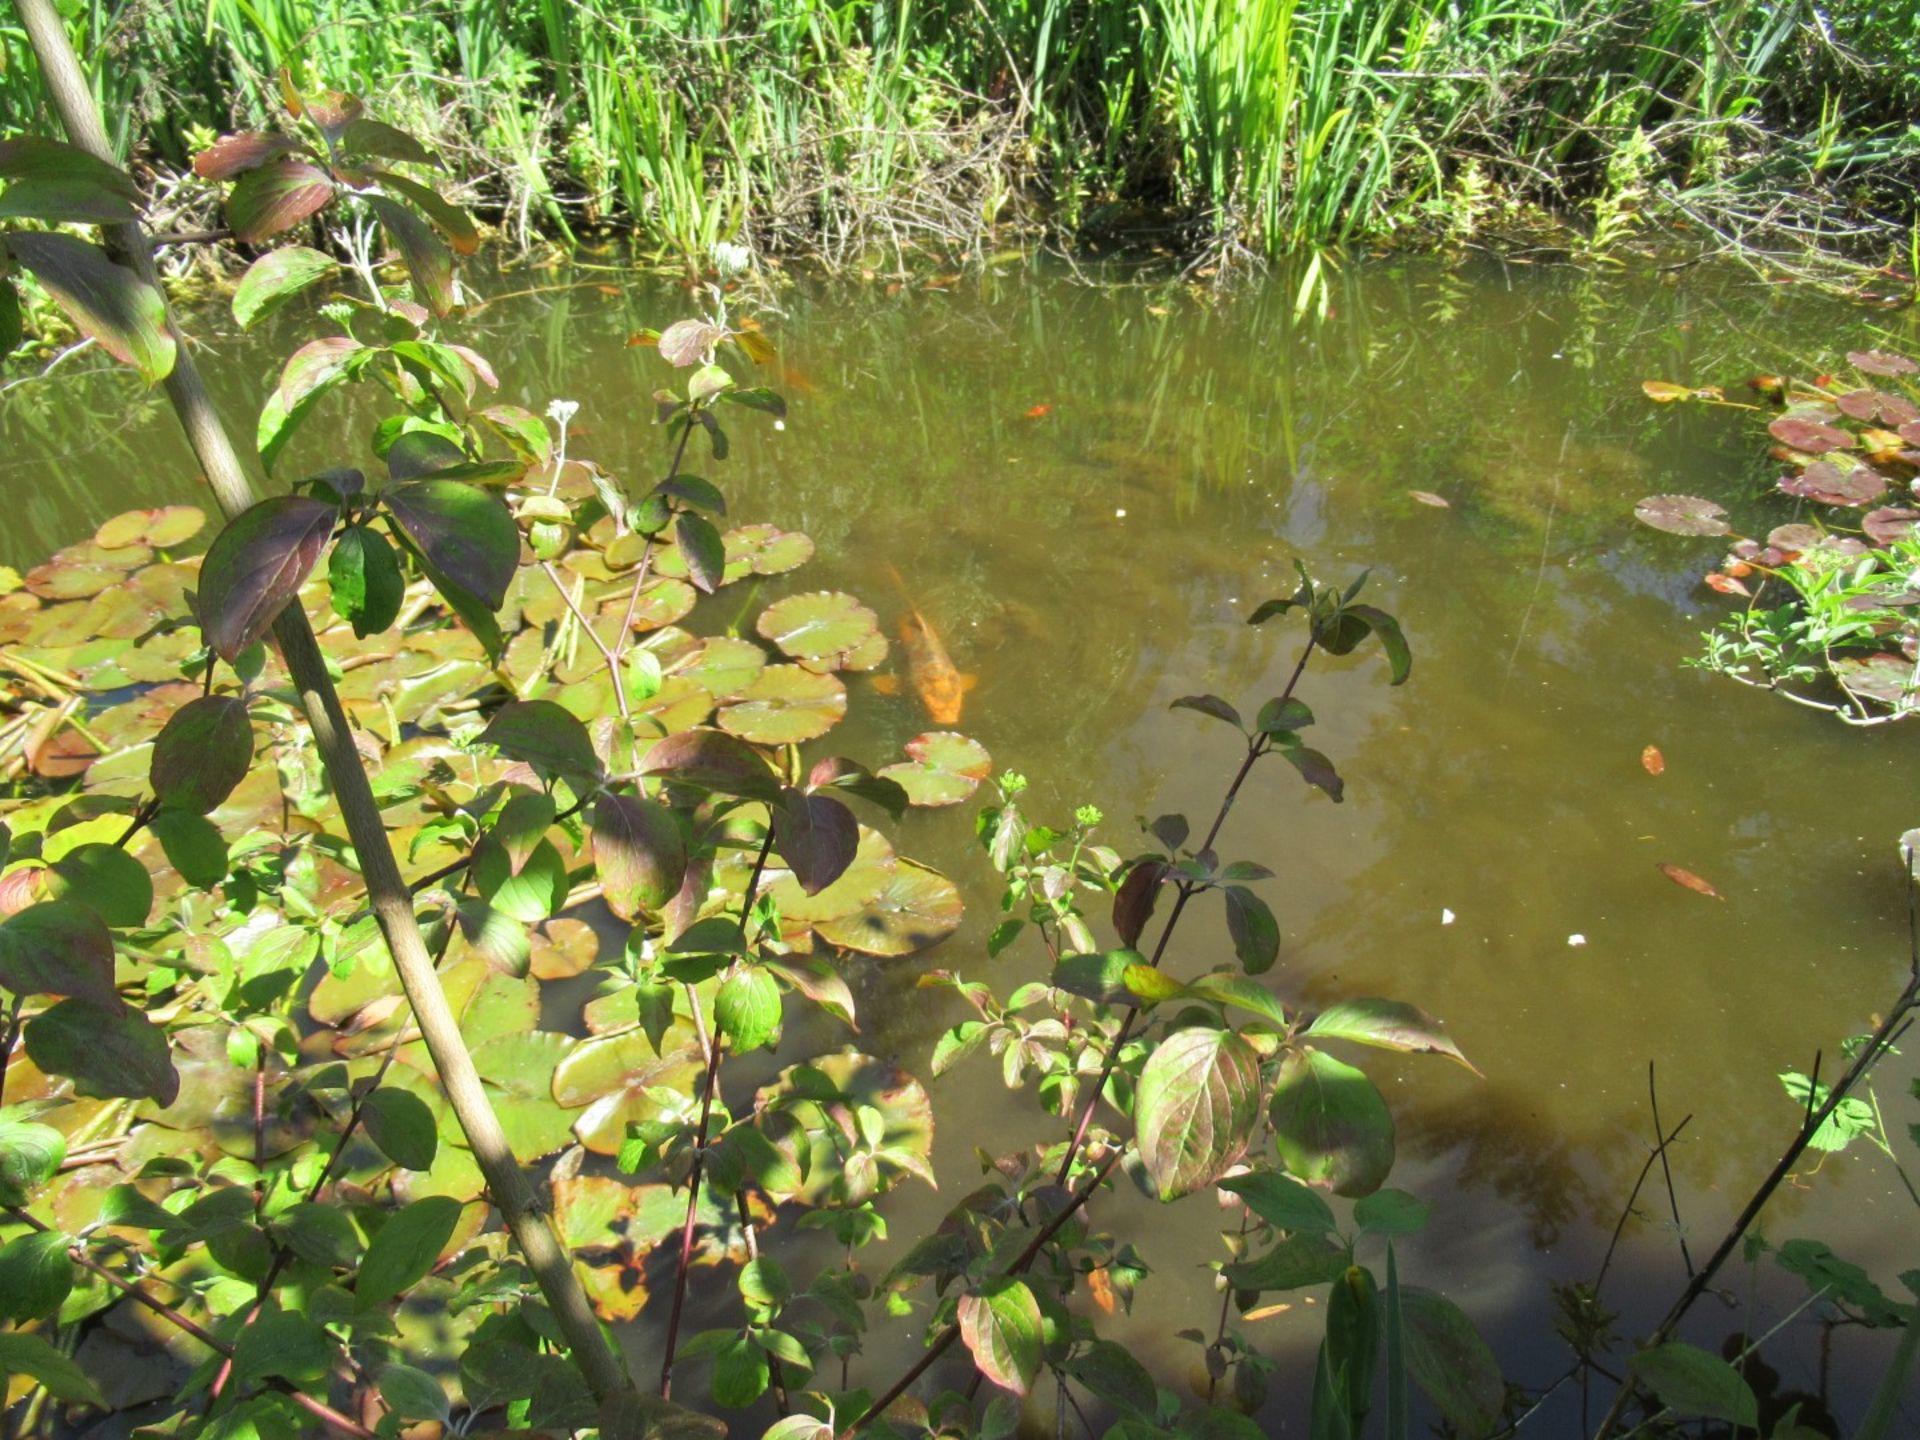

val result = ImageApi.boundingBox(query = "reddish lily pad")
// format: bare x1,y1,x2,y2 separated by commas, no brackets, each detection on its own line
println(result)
1863,507,1920,546
716,665,846,745
1848,349,1918,377
1633,495,1730,537
1779,461,1887,507
815,859,963,957
876,731,992,807
1768,416,1854,454
1834,653,1919,708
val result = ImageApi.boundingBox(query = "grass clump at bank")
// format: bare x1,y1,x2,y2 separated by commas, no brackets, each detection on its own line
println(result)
1,1,1915,272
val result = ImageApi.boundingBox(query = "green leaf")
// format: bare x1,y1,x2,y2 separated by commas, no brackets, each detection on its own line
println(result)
1346,605,1412,684
328,524,404,637
1385,1245,1408,1440
1065,1339,1157,1418
0,173,139,224
151,811,229,888
1257,696,1315,734
0,136,141,205
150,694,254,814
775,788,859,895
0,1329,106,1406
231,246,339,329
1223,885,1279,973
270,1201,362,1269
711,1334,770,1407
369,170,480,253
196,495,339,660
0,900,118,1006
366,194,455,315
739,1256,791,1308
1778,1072,1878,1152
0,281,20,358
0,1230,74,1322
1398,1287,1503,1435
1050,949,1151,1007
1171,694,1245,731
1628,1342,1758,1426
1220,1168,1338,1233
1222,1232,1348,1291
24,997,179,1105
479,700,604,789
1181,973,1287,1027
383,478,518,612
1268,1048,1394,1197
360,1087,439,1170
1136,1027,1263,1200
1326,1265,1380,1427
226,158,334,243
234,1310,333,1385
717,967,781,1052
1279,745,1344,802
44,843,151,928
378,1363,451,1424
1305,1000,1477,1074
3,231,174,383
958,1277,1043,1396
592,793,687,920
1354,1188,1431,1236
0,1117,65,1205
675,510,727,594
356,1195,463,1308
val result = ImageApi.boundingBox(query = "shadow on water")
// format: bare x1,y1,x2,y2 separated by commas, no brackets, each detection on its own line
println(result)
5,255,1917,1431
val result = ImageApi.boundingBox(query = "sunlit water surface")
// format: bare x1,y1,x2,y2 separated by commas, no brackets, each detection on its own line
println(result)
4,258,1916,1435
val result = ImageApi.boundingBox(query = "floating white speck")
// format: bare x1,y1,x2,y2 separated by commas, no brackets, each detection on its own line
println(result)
1441,908,1455,925
1115,508,1127,518
1568,933,1587,947
773,420,786,431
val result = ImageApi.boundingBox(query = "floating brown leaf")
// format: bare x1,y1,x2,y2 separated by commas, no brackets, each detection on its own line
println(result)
1641,380,1693,402
1657,863,1723,900
1640,745,1664,776
1407,490,1450,508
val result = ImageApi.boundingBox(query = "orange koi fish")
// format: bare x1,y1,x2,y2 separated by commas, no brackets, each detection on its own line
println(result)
872,564,977,725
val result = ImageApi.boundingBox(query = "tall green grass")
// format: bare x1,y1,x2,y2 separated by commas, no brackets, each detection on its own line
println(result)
1,0,1911,268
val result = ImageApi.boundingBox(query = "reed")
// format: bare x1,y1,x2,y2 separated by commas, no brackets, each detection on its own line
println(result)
0,0,1911,269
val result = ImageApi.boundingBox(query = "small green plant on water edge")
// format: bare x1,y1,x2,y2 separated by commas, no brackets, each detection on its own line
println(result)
1634,354,1920,724
1,56,1917,1440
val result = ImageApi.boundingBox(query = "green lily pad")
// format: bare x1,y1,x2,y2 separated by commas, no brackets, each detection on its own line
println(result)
550,1024,703,1155
677,636,766,701
617,578,697,633
729,523,814,576
22,562,123,601
528,918,598,980
801,625,889,674
743,822,894,924
95,507,206,551
630,674,716,737
716,665,846,745
816,858,963,957
756,591,878,664
876,731,992,807
470,1031,578,1163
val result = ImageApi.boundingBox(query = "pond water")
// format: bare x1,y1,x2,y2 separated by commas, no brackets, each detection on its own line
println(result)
4,258,1916,1434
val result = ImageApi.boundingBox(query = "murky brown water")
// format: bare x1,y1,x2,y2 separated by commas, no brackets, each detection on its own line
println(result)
5,259,1916,1432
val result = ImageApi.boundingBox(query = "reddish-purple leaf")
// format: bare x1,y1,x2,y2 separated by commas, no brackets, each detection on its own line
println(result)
674,510,727,595
479,701,603,788
195,494,339,660
958,1279,1043,1396
1281,746,1344,802
23,996,179,1106
1864,507,1920,546
382,478,518,610
149,695,253,814
340,117,435,167
639,730,782,803
370,170,480,255
0,901,118,1007
277,335,362,410
1112,859,1170,948
192,132,301,181
1847,349,1918,378
1778,461,1887,507
1136,1027,1263,1199
775,788,858,896
657,318,725,368
592,792,687,920
227,158,335,244
365,195,454,316
1767,416,1854,454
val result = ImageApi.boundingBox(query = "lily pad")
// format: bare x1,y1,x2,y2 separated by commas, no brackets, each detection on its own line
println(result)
729,523,814,576
1779,461,1887,507
1633,495,1730,537
756,591,878,664
755,823,895,924
528,918,598,980
875,731,992,807
1863,507,1920,546
676,636,766,701
1768,415,1854,454
614,578,697,633
716,665,846,745
1834,653,1918,708
1848,349,1918,378
550,1024,702,1155
550,1176,687,1321
470,1031,578,1163
95,507,205,551
815,859,963,957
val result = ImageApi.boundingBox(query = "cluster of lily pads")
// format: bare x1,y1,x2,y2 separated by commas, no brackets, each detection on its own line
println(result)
1634,347,1920,719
